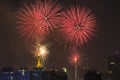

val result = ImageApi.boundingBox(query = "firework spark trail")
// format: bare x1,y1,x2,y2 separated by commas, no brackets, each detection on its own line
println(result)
60,6,96,48
17,0,61,42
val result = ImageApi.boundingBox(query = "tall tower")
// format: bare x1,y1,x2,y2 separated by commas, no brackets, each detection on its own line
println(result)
36,44,43,68
35,43,48,68
36,56,42,68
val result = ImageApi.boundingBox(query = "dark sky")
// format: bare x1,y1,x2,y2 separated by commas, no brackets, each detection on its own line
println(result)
0,0,120,79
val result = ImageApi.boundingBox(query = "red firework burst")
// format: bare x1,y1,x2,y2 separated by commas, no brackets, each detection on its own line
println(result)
60,6,96,47
17,0,61,42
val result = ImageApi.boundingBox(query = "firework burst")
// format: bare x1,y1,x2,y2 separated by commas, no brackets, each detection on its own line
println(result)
35,44,49,60
17,0,61,42
60,6,96,48
34,43,49,68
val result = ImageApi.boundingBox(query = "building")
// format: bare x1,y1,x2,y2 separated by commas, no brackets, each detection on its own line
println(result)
0,67,68,80
15,67,30,80
31,68,44,80
84,70,101,80
80,66,91,80
41,70,50,80
107,51,120,80
50,69,68,80
1,67,14,80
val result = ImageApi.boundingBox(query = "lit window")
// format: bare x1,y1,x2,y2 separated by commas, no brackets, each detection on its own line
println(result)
10,76,13,80
22,70,25,76
10,72,13,74
97,72,100,74
108,70,112,74
110,61,115,65
18,70,21,72
4,72,6,74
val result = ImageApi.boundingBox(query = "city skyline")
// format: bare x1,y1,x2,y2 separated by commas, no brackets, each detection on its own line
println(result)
0,1,120,79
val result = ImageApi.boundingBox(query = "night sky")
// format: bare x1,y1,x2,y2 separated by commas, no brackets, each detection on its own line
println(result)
0,0,120,79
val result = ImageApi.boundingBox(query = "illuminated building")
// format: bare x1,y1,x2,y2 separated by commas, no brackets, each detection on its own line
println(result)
15,67,30,80
107,51,120,80
31,68,68,80
0,67,68,80
1,67,14,80
31,68,43,80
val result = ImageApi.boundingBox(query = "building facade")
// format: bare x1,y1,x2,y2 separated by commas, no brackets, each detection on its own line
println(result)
15,67,30,80
1,68,14,80
0,67,68,80
107,51,120,80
